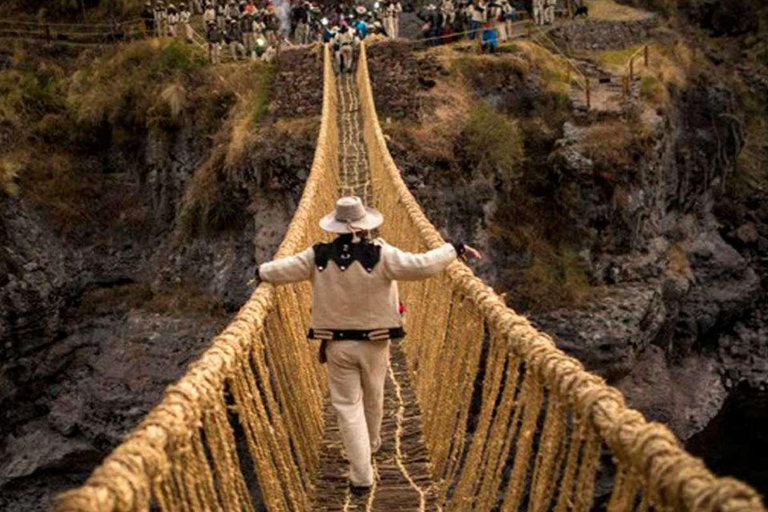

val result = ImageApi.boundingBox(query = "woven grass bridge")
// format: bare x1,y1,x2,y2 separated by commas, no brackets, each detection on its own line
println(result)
55,44,766,512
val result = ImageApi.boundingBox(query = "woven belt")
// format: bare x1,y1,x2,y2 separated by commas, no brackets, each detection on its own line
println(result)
308,327,405,341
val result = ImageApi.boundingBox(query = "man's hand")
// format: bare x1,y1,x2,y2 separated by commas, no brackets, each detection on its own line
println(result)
462,245,482,260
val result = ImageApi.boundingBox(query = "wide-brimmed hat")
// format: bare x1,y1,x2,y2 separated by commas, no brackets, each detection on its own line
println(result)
319,196,383,234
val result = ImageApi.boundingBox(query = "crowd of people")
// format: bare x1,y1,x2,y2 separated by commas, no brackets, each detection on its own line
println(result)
139,0,578,65
139,0,405,65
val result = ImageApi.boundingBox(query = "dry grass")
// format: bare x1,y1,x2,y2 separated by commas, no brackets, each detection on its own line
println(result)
386,80,473,162
585,0,653,21
67,38,207,128
223,62,277,168
0,37,275,236
513,41,573,95
576,119,651,173
160,82,188,122
0,155,22,196
667,242,693,280
727,90,768,197
592,39,698,109
463,102,525,183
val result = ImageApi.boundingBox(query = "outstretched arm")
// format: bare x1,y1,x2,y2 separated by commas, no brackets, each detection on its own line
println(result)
257,247,315,285
381,242,481,281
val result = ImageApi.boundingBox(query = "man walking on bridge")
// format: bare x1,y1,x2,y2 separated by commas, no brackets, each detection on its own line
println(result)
256,196,481,494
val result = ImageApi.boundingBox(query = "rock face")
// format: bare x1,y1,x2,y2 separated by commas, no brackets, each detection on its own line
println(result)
615,346,728,440
534,282,666,380
549,16,659,51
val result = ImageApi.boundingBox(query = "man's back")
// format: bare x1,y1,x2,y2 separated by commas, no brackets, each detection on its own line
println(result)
258,235,461,333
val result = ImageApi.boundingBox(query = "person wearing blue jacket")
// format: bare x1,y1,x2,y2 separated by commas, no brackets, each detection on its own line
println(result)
355,18,368,39
480,21,497,52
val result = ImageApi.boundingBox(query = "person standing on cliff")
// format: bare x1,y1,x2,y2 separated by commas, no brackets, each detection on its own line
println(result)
206,19,222,63
142,2,155,35
255,196,481,494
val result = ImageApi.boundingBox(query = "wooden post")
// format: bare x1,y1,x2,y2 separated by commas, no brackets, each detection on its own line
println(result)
644,45,649,66
585,78,591,110
622,75,628,100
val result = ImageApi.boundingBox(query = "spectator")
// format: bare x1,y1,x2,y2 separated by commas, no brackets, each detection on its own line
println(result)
480,21,497,52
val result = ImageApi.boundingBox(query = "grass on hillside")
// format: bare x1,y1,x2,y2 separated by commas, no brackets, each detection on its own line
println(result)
585,0,654,21
491,198,595,312
589,39,698,109
463,103,525,184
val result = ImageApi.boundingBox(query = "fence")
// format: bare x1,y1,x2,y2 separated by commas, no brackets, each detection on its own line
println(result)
0,18,146,44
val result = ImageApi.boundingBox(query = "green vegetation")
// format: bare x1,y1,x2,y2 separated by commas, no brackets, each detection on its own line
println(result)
68,39,207,128
639,74,664,103
462,103,524,183
388,48,592,313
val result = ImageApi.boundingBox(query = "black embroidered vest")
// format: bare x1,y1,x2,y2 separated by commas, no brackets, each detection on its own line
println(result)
313,234,382,273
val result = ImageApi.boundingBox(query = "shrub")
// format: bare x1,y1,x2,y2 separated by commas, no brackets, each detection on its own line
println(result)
178,150,248,239
462,103,525,184
0,156,21,196
67,39,206,128
639,75,665,104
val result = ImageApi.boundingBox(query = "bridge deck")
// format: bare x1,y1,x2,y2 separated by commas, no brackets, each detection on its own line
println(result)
313,340,439,511
311,73,439,511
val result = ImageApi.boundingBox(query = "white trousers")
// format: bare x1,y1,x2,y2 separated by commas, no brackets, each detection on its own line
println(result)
208,42,220,63
335,46,354,73
545,5,555,23
230,41,245,60
327,339,390,487
183,23,193,42
384,17,396,38
495,21,507,41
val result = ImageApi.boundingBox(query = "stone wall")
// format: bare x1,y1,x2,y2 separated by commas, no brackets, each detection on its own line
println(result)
549,16,659,51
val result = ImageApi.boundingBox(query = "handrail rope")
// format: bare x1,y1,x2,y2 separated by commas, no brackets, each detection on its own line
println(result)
0,28,145,38
530,27,588,88
356,40,766,512
391,18,530,46
624,43,649,71
0,17,143,27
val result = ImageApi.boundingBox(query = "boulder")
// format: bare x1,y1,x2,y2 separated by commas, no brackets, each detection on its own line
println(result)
533,282,666,381
616,345,727,440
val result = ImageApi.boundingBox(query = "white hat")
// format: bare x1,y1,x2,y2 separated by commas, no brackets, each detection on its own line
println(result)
319,196,383,233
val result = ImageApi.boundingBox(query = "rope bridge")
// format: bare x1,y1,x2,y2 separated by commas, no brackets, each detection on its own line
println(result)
55,43,766,512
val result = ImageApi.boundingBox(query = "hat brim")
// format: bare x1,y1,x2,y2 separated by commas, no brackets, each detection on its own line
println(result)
319,207,384,233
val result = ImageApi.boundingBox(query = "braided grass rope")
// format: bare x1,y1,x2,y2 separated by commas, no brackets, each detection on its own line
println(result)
54,44,338,512
355,41,766,512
